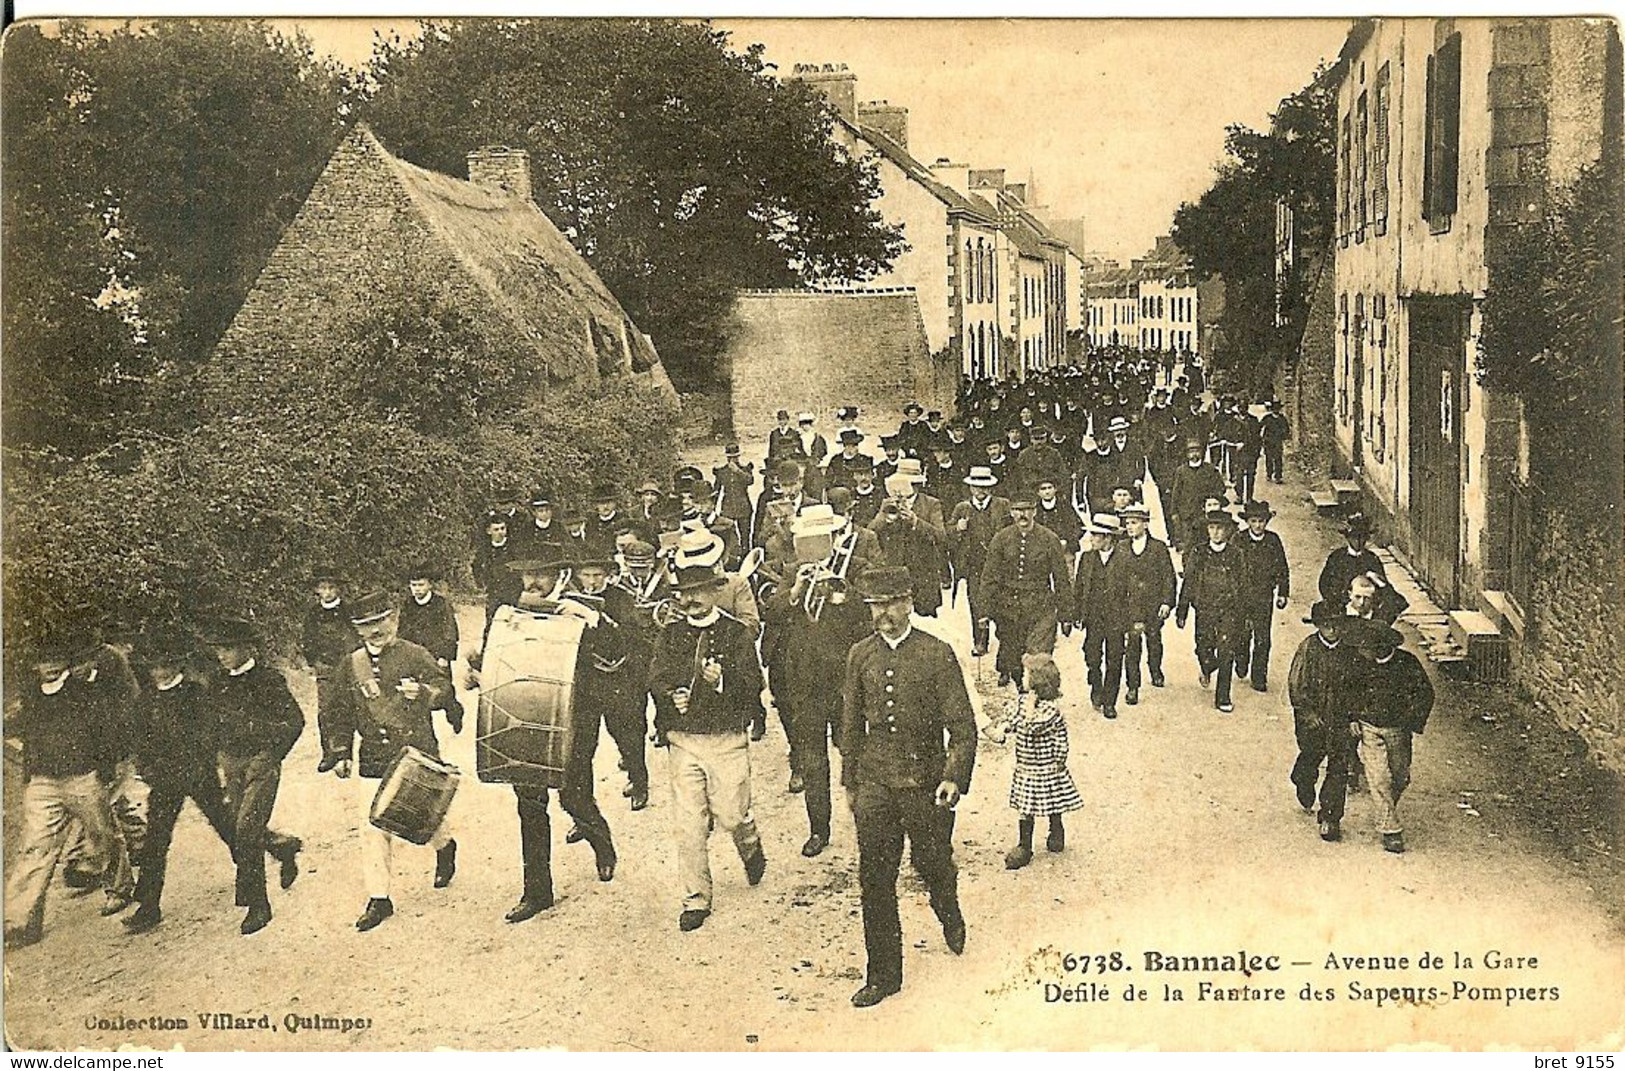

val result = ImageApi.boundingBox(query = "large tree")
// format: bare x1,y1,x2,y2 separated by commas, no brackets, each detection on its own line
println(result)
1172,60,1339,392
1,20,354,454
362,18,904,387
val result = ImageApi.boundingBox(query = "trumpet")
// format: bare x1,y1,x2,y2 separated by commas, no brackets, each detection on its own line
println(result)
801,529,857,623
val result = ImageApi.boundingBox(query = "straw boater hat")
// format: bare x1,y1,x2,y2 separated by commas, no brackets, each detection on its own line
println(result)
1085,513,1124,536
962,466,999,488
797,411,816,424
673,529,726,570
791,503,848,538
894,458,927,483
1108,416,1130,434
1118,503,1151,521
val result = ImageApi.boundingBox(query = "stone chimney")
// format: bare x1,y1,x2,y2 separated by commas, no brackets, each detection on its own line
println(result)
858,100,909,150
467,145,532,203
1005,182,1027,204
969,168,1006,192
930,158,971,199
787,62,858,125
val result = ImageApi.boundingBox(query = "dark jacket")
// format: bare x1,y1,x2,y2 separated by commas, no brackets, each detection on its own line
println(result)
10,649,138,779
325,640,448,778
1073,547,1132,631
1286,633,1357,733
1176,540,1248,623
981,522,1070,618
301,601,354,673
649,611,765,736
869,493,947,616
398,593,460,667
1118,534,1178,624
1260,412,1291,446
840,628,976,793
1238,528,1291,602
949,494,1013,579
135,676,221,784
1354,649,1434,733
1035,499,1083,557
474,538,522,608
763,580,874,722
213,660,305,761
1169,462,1227,530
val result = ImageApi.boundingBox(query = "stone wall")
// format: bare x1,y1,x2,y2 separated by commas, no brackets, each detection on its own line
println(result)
1279,251,1340,484
726,289,954,449
1518,501,1624,773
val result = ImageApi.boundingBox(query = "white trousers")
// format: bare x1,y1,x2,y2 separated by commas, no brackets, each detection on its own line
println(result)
357,776,453,901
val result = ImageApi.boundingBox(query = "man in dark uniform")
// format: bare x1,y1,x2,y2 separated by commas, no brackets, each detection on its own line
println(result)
1317,511,1406,626
926,444,964,511
1142,389,1180,487
1176,509,1249,713
712,444,757,547
1011,424,1064,492
398,562,463,733
517,490,561,557
842,565,976,1009
869,462,947,618
875,435,902,484
304,565,354,771
571,551,651,812
848,461,884,529
752,460,818,551
981,491,1069,690
1260,399,1291,484
126,628,301,935
1168,438,1227,553
323,594,457,932
583,482,625,560
764,510,875,858
1035,477,1082,560
765,409,798,466
824,429,872,491
1287,602,1358,842
202,617,306,935
1073,513,1131,718
474,511,521,641
895,401,929,458
948,466,1012,656
1235,500,1290,692
1117,503,1177,704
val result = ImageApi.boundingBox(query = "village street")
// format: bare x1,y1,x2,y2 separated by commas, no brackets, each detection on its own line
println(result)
4,455,1620,1054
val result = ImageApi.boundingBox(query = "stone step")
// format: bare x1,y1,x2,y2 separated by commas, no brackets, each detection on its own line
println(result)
1310,490,1341,512
1448,609,1511,682
1330,478,1361,504
1478,589,1526,640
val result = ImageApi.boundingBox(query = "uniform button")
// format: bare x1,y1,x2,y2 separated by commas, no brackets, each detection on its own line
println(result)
885,684,894,693
889,726,898,733
886,700,894,707
885,669,894,677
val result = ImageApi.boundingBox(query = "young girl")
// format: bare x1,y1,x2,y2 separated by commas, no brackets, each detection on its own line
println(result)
1003,657,1083,870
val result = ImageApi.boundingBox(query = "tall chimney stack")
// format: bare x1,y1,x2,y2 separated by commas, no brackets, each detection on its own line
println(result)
858,100,909,150
930,158,971,199
467,145,533,203
787,62,858,125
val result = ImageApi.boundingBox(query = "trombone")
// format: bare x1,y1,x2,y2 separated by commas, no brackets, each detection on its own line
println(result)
801,529,856,623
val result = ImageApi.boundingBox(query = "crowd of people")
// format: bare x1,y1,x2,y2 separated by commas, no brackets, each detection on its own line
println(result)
4,347,1434,1011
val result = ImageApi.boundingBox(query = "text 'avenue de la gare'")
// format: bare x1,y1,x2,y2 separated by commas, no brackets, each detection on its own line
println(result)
1039,948,1561,1006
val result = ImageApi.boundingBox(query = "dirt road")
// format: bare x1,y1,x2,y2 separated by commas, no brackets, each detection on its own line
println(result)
5,462,1621,1051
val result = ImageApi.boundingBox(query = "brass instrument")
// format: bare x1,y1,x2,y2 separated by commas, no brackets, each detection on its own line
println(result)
801,529,857,623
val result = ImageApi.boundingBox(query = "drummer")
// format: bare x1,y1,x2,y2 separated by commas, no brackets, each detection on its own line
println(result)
322,591,457,933
482,545,618,924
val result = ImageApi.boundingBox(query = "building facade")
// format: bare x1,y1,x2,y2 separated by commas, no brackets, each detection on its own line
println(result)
1329,17,1621,770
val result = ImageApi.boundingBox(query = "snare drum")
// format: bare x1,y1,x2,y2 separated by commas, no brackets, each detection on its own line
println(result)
476,605,587,789
369,746,459,845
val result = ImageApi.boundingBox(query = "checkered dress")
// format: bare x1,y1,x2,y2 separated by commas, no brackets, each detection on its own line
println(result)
1008,695,1083,816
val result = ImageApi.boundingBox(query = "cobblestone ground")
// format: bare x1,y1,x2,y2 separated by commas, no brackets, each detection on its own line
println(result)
5,454,1621,1052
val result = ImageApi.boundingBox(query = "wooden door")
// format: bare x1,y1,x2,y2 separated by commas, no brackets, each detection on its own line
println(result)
1407,298,1466,607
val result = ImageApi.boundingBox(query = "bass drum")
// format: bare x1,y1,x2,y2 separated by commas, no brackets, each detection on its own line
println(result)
476,606,587,789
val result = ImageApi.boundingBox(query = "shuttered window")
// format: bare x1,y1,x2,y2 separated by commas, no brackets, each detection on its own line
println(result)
1423,32,1463,226
1374,63,1392,234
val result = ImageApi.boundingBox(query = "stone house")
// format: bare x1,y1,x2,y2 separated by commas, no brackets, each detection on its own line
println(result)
1329,17,1621,770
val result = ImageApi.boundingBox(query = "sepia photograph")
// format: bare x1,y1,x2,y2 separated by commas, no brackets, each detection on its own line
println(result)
1,11,1621,1054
